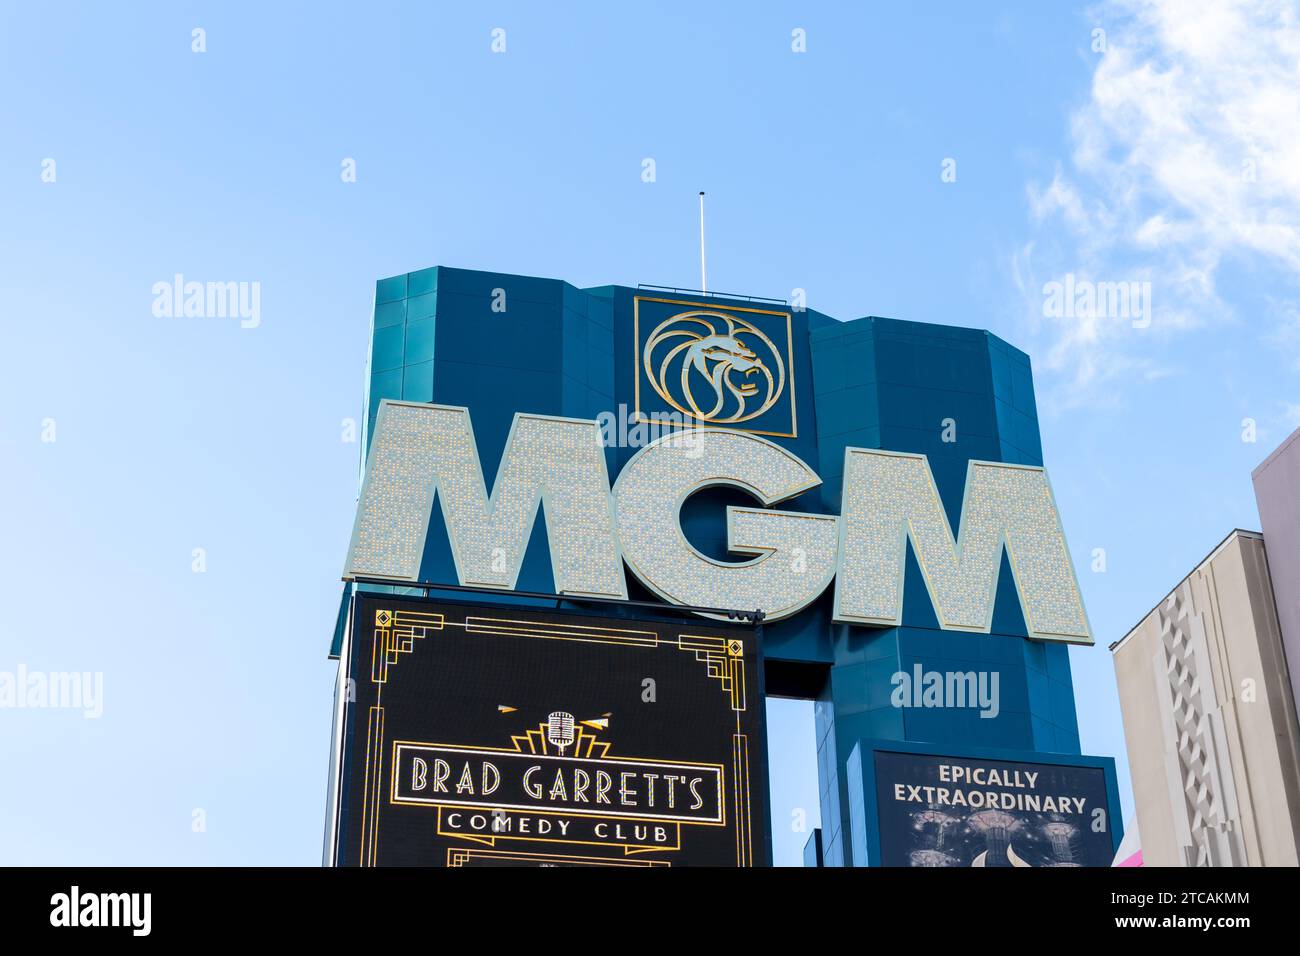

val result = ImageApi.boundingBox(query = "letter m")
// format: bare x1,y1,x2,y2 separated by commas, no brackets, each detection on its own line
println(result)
833,449,1091,644
343,400,626,598
1095,281,1128,318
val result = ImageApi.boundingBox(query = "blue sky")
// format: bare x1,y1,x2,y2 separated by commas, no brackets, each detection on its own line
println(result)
3,1,1299,866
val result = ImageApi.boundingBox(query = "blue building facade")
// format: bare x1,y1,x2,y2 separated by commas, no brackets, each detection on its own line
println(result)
335,265,1103,867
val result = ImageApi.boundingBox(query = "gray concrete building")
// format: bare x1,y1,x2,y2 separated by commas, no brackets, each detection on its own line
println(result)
1253,427,1300,714
1111,530,1300,866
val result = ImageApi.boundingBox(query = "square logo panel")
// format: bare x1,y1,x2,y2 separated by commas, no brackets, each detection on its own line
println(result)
633,296,796,438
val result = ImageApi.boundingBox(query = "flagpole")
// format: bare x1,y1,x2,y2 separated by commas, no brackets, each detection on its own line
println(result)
698,191,707,294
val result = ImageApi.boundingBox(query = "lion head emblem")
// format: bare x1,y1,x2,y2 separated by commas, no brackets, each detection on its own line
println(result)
642,310,785,424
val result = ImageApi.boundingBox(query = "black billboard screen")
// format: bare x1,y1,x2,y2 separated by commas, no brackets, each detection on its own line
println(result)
872,749,1115,867
330,593,769,867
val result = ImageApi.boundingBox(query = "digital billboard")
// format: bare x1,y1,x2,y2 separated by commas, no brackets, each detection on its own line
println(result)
328,593,770,866
865,745,1120,867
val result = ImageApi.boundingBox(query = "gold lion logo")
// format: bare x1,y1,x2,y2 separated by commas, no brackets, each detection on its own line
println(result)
642,310,785,424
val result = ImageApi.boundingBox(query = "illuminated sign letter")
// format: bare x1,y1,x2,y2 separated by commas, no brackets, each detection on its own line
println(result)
344,400,626,599
833,449,1091,644
613,431,838,620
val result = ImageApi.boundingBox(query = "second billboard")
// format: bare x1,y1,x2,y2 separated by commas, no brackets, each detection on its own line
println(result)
328,593,770,867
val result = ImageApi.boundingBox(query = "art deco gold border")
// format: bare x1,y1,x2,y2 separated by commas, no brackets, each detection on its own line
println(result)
633,295,797,439
359,608,446,866
354,603,756,866
447,847,670,867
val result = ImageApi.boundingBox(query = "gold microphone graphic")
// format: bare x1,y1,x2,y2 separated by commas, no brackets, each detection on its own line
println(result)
546,711,576,756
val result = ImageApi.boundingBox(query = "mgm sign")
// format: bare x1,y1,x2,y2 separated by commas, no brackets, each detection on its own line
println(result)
341,400,1091,643
323,274,1104,867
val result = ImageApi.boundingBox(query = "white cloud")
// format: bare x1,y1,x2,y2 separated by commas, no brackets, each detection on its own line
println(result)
1021,0,1300,407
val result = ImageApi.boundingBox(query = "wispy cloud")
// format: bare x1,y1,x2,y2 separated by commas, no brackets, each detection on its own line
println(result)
1019,0,1300,408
